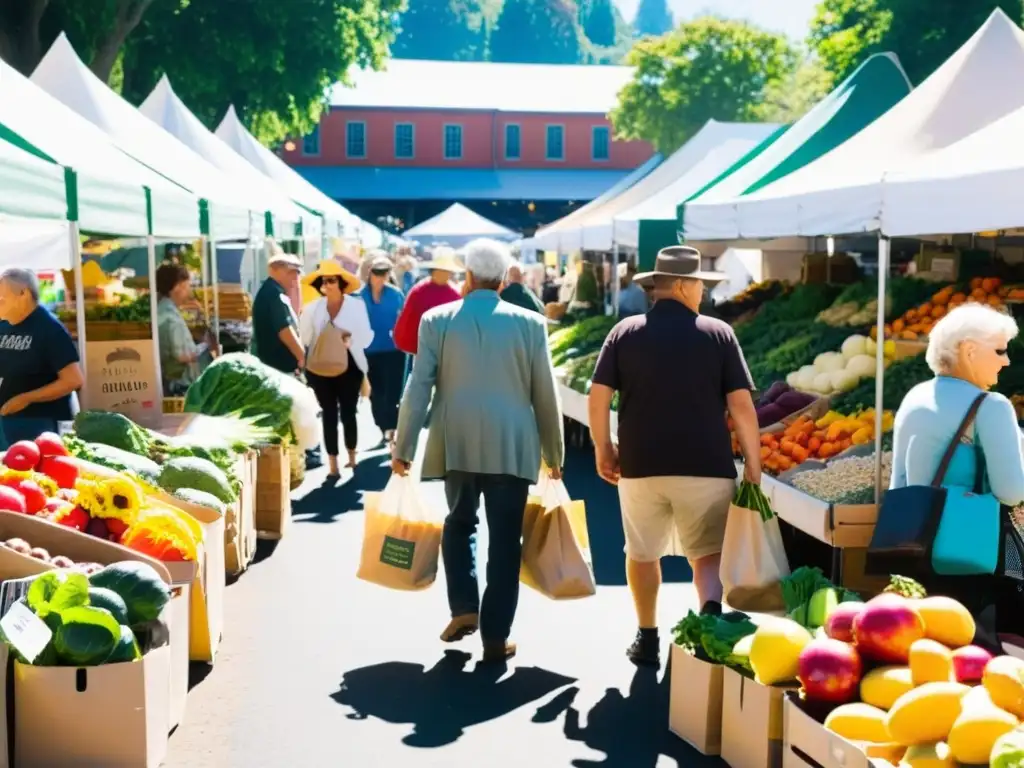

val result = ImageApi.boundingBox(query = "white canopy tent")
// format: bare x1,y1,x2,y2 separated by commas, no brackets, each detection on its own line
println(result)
612,132,778,249
555,121,779,252
720,8,1024,239
401,203,518,247
138,75,314,241
530,153,662,251
32,34,261,241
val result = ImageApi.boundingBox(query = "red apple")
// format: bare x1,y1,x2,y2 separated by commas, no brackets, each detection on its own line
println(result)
3,441,40,472
852,594,925,664
33,432,68,458
0,486,26,514
825,602,865,643
798,638,863,703
952,645,993,683
15,480,46,515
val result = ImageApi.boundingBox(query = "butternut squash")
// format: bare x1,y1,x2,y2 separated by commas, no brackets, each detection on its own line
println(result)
860,666,914,710
823,702,890,743
885,681,970,745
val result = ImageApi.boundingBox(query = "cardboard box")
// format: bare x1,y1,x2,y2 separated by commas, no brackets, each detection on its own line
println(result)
255,444,290,538
239,451,258,564
783,693,876,768
721,666,796,768
766,476,877,548
14,646,171,767
668,644,723,755
166,585,190,732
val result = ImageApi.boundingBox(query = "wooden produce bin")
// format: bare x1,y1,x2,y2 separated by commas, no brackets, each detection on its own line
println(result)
255,444,290,539
224,451,257,575
782,692,896,768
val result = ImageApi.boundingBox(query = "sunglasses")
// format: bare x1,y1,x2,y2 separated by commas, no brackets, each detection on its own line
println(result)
371,269,390,276
322,277,341,285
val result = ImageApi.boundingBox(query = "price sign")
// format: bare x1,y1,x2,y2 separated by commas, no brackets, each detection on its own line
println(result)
0,601,52,663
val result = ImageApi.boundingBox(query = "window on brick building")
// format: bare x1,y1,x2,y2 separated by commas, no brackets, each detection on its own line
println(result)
444,124,463,160
505,124,521,160
395,123,415,159
546,125,564,160
592,126,610,161
346,121,366,158
302,125,320,156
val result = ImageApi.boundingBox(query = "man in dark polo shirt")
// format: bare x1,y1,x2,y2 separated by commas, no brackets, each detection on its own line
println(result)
252,249,305,374
587,246,762,667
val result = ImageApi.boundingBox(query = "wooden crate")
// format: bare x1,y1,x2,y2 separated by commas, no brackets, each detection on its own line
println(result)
65,320,152,341
255,444,291,539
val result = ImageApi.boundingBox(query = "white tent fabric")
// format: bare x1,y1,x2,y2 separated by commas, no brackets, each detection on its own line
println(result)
401,203,518,247
550,121,778,252
711,248,762,302
0,216,70,270
612,132,778,249
215,106,379,243
530,153,662,251
139,75,310,240
728,9,1024,238
32,35,258,240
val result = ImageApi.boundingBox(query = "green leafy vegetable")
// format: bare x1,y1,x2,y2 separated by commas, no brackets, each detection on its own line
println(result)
672,610,757,671
27,571,89,618
53,606,121,666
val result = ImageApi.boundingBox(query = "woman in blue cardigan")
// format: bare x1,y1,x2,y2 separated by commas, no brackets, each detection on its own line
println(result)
890,303,1024,642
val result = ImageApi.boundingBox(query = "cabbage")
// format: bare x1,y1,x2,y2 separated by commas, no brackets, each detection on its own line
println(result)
52,606,121,666
813,352,845,374
845,354,877,378
841,334,868,361
830,369,860,393
786,371,799,388
813,372,834,394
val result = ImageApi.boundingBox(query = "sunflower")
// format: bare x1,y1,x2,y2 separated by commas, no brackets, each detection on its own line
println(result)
27,472,58,498
74,479,102,515
103,477,142,524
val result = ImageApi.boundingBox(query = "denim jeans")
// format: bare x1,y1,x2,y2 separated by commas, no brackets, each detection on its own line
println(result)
442,470,531,642
0,417,59,450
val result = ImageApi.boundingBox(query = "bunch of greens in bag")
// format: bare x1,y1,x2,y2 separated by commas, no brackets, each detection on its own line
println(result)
672,610,758,672
734,481,774,522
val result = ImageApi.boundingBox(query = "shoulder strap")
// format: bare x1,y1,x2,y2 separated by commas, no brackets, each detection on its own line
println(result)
931,392,987,487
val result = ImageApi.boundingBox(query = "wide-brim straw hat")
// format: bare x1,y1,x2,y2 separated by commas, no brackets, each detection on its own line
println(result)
303,259,361,294
421,248,464,273
633,245,727,287
267,250,303,270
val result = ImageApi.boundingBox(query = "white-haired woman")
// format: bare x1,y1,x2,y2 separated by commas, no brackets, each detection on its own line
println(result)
890,303,1024,646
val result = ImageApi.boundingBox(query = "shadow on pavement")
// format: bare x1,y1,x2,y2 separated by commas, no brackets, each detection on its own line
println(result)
291,455,391,524
332,649,577,748
562,666,706,768
561,442,694,588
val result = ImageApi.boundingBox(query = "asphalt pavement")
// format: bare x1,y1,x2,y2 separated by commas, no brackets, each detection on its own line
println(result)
164,403,716,768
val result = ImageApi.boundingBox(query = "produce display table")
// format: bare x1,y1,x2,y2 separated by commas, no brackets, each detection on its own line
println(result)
557,381,617,438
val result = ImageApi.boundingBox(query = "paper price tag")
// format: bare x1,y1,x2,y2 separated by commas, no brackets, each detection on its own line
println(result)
1,601,52,663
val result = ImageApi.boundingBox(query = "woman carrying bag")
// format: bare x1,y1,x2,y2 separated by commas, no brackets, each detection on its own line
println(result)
299,261,374,476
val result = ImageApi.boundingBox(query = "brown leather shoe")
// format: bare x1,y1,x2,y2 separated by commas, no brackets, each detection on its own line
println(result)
440,613,479,642
482,639,517,663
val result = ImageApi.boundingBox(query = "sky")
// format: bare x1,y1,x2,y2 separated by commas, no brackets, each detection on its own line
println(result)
613,0,821,43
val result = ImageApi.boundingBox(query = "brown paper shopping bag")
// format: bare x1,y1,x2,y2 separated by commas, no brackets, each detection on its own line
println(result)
720,481,789,611
356,476,442,591
520,477,596,600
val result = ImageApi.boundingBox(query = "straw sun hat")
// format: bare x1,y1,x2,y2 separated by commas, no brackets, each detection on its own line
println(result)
303,260,361,294
421,247,464,273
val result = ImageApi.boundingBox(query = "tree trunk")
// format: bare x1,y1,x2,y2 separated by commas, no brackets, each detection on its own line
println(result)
89,0,153,83
0,0,52,75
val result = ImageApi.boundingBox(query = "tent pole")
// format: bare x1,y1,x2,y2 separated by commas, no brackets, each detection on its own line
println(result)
611,243,620,316
209,225,220,343
146,234,163,392
199,235,209,320
873,234,889,504
70,222,86,383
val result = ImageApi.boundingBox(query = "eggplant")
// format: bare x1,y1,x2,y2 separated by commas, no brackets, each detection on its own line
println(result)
760,381,791,406
757,403,786,428
775,390,816,415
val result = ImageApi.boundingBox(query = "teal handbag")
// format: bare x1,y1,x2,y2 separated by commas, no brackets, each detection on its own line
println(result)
931,394,1001,576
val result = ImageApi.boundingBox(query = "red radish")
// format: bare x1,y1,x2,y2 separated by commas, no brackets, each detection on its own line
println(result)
33,432,67,458
56,506,89,532
3,441,40,472
852,593,925,664
0,486,26,514
798,638,863,703
38,456,78,490
825,602,865,643
952,645,993,683
14,480,46,514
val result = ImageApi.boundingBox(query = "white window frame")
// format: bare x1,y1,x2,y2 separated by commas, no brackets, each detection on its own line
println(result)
504,123,521,161
302,125,320,156
443,123,463,160
346,121,367,159
545,124,565,161
394,122,415,160
591,125,610,162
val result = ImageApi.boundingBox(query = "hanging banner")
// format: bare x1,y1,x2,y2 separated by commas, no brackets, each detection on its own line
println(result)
82,340,161,422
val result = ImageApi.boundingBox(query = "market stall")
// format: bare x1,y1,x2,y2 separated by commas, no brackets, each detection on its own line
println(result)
401,202,519,248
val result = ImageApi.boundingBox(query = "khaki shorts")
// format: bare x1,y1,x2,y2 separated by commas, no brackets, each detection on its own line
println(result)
617,476,735,562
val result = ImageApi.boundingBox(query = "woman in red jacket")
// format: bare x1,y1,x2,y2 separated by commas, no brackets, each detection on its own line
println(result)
393,247,463,355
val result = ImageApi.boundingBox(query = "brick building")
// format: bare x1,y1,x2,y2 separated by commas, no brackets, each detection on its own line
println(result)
281,59,654,236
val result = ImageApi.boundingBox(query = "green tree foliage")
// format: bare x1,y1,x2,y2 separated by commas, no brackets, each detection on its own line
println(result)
633,0,673,37
610,17,797,153
579,0,617,46
392,0,487,61
809,0,1024,87
491,0,583,64
750,57,834,123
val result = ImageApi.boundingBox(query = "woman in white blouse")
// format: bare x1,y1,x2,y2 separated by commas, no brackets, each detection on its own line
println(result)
299,261,374,475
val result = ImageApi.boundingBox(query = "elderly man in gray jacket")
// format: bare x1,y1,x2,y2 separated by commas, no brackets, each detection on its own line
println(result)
392,238,564,662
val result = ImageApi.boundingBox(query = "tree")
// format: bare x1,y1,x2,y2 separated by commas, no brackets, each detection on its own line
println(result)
610,17,797,153
750,57,834,123
490,0,583,64
579,0,617,47
118,0,401,145
392,0,487,61
633,0,673,37
809,0,1024,87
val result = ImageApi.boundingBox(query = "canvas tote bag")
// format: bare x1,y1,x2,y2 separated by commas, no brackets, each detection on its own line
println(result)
306,302,350,377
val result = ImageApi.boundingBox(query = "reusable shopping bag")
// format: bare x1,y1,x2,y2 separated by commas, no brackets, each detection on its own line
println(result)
520,476,596,600
719,481,790,611
356,475,442,591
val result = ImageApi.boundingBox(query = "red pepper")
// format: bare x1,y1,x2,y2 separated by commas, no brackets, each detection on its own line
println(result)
56,505,89,532
38,456,79,490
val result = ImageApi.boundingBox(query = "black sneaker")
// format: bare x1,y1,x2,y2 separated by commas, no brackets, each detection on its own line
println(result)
626,628,660,667
701,600,723,617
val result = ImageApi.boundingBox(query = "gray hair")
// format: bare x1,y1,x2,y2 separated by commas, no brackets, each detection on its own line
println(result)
0,268,39,302
463,238,511,283
925,303,1018,375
